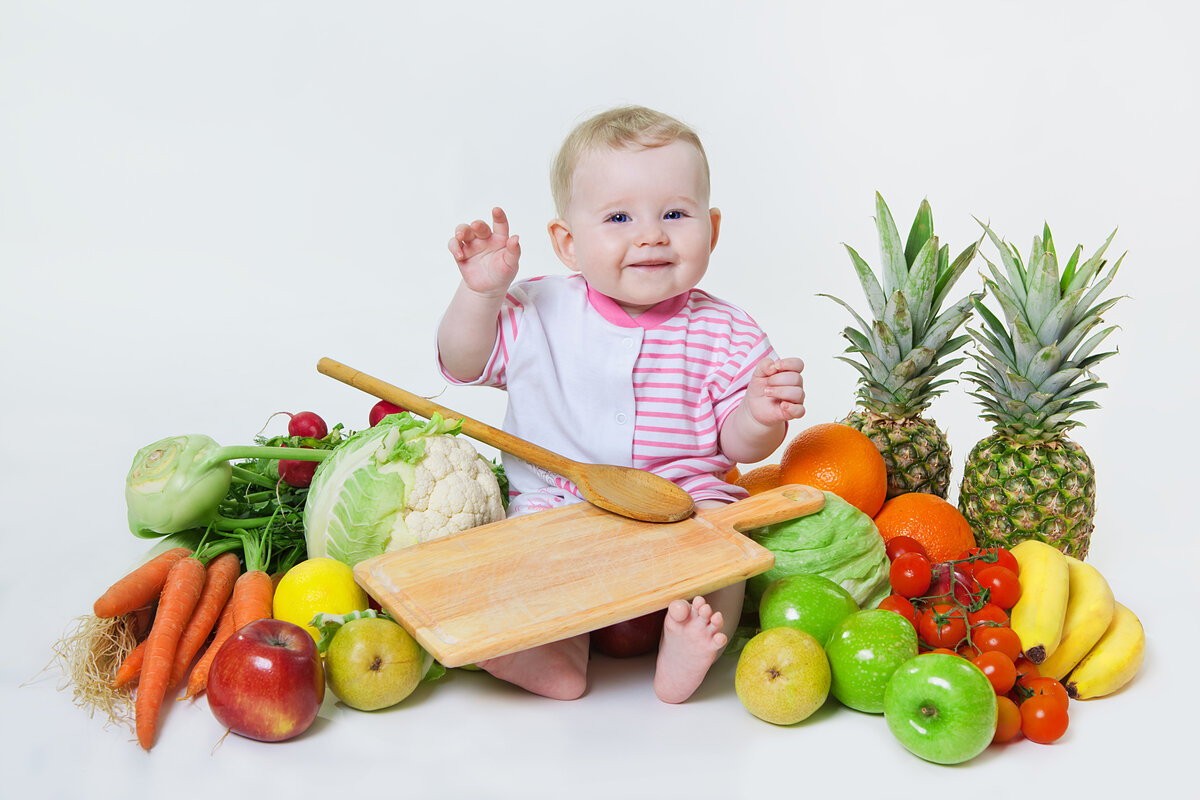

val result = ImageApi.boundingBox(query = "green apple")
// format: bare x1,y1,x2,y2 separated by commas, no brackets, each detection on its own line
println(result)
825,609,918,713
324,617,425,711
758,573,859,646
883,653,998,765
735,627,831,725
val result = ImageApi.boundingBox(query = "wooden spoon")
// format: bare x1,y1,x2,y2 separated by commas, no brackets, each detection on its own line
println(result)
317,357,696,523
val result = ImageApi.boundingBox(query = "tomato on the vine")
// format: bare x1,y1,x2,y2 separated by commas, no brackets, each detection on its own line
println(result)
877,594,918,629
1013,656,1041,683
976,565,1021,609
993,695,1022,743
885,535,928,562
967,603,1009,629
1018,675,1070,709
889,552,932,598
1020,695,1069,744
958,546,1019,578
919,604,968,649
973,650,1018,695
973,625,1023,662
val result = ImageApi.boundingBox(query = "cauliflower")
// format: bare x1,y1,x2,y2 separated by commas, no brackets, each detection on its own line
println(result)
402,435,506,544
303,413,506,566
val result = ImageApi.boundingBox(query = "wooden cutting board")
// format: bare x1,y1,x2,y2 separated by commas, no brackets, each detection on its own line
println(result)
353,484,824,667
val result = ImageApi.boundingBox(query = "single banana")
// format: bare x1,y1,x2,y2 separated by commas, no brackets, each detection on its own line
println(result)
1038,556,1115,680
1063,602,1145,700
1008,540,1069,664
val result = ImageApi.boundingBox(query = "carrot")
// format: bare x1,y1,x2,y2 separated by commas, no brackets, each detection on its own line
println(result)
134,556,206,750
93,547,192,618
112,639,148,688
183,591,237,699
232,570,275,630
183,569,274,699
167,552,240,689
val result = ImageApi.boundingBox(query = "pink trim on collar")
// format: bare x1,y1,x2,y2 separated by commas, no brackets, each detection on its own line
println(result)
585,283,689,329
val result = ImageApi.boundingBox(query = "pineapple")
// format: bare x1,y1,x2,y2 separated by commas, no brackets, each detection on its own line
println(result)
826,193,981,499
958,222,1124,559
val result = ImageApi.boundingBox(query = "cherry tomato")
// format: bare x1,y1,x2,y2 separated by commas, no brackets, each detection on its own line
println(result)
919,604,968,650
1013,656,1041,684
889,553,932,598
287,411,328,439
369,400,406,427
973,650,1018,695
876,594,918,630
929,647,959,656
1020,695,1069,744
976,565,1022,610
968,603,1009,629
957,640,981,659
886,535,928,562
973,625,1023,662
958,546,1020,578
1019,676,1070,709
993,695,1022,743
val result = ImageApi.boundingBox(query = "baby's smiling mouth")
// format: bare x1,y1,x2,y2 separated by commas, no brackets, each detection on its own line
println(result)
626,260,673,269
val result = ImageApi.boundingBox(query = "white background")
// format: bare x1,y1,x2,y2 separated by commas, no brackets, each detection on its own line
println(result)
2,2,1196,797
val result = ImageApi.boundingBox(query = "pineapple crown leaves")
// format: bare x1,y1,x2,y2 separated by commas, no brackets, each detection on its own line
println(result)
965,220,1126,440
820,192,982,417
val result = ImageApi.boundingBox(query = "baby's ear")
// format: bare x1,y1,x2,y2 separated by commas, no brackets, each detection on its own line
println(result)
709,208,722,252
547,219,578,270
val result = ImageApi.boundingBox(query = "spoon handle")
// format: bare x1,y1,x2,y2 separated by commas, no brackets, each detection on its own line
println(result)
317,357,579,478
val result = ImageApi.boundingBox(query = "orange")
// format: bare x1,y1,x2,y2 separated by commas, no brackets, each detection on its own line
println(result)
873,492,978,564
734,463,781,496
779,423,887,516
724,465,741,484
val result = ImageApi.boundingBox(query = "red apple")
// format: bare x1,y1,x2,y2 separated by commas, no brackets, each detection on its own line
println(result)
591,609,667,658
208,618,325,742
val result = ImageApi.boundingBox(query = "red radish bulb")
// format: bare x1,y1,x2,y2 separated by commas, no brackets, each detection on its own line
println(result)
287,411,328,439
369,400,406,427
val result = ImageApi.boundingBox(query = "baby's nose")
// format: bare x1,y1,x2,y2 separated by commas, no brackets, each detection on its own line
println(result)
636,221,668,246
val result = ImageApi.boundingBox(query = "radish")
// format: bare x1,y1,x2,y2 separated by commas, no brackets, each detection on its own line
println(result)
278,446,319,488
369,401,406,427
288,411,328,439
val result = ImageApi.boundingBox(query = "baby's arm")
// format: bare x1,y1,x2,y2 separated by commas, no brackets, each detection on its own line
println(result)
719,357,806,464
437,207,522,382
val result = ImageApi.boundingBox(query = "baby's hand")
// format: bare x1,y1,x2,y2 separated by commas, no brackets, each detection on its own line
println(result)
743,357,807,425
449,206,521,297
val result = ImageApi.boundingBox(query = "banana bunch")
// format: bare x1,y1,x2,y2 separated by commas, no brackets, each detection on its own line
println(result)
1008,540,1145,699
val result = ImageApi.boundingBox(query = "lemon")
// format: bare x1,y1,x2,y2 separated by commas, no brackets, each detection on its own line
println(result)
273,557,370,641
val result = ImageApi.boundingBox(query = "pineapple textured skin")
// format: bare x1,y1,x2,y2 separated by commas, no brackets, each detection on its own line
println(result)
842,410,952,499
959,433,1096,558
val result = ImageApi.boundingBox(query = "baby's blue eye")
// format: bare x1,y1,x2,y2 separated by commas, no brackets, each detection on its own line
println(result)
607,213,630,223
664,210,687,220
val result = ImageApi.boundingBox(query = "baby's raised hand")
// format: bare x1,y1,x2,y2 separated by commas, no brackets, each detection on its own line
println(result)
449,206,521,297
744,357,807,424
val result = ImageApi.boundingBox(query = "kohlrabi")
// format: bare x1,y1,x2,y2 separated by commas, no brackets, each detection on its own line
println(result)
125,434,330,538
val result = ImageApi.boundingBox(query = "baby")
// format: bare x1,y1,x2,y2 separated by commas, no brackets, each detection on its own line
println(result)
437,106,806,703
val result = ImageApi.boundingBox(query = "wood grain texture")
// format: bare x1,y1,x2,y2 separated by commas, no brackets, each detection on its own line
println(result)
353,484,824,666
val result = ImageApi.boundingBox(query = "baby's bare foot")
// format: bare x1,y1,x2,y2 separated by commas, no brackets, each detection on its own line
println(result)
653,596,727,704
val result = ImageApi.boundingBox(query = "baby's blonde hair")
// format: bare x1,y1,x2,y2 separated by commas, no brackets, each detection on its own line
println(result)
550,105,710,216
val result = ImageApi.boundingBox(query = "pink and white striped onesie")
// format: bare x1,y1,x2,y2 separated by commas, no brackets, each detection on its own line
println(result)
438,273,779,516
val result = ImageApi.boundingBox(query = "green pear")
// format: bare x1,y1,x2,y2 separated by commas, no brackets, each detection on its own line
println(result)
735,627,830,725
325,617,424,711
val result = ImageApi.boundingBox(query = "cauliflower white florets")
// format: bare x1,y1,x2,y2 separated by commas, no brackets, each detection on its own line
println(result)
399,435,506,545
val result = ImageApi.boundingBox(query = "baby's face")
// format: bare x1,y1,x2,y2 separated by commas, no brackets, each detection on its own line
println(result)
551,140,719,316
